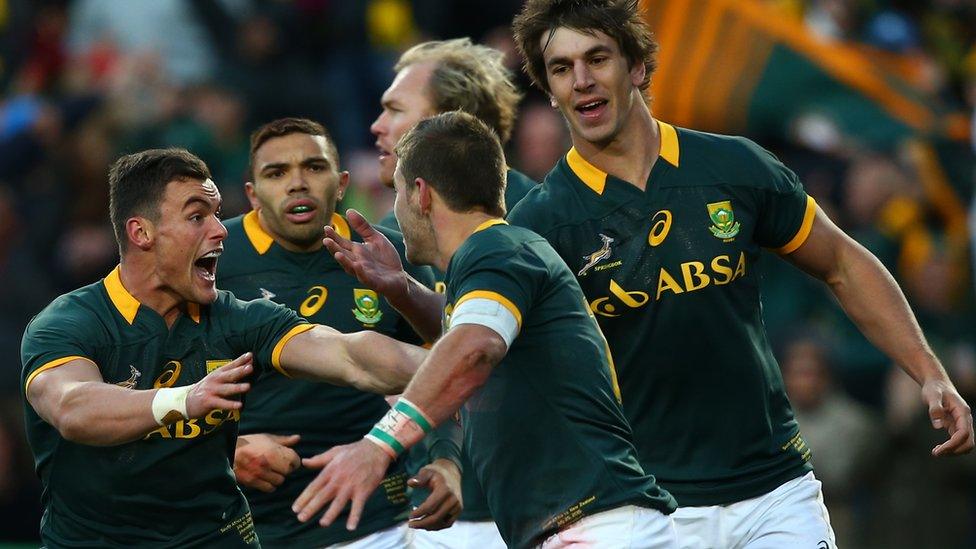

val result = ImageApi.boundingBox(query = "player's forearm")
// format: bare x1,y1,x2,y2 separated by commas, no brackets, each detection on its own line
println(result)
386,273,446,343
51,382,160,446
343,331,428,394
826,240,946,384
400,330,504,426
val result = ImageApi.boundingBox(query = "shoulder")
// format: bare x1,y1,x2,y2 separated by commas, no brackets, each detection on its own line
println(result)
453,225,545,271
24,282,108,341
504,168,538,209
507,162,580,234
674,127,798,192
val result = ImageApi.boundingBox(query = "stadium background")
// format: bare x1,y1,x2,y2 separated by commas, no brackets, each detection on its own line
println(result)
0,0,974,547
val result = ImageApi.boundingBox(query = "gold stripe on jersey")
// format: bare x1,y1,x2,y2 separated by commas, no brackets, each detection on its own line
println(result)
567,120,681,195
270,323,316,376
104,265,140,324
454,290,523,329
25,355,97,393
473,218,508,233
775,195,818,254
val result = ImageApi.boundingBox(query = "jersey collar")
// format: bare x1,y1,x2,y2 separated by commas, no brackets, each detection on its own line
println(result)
473,218,508,233
243,209,351,255
103,266,201,325
566,120,680,195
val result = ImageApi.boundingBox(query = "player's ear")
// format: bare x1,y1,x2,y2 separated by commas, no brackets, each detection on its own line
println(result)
416,177,433,215
629,58,646,88
126,216,153,251
336,171,350,201
244,181,260,212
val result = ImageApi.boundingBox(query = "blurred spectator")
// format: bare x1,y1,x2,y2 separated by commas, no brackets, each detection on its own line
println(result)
782,337,881,548
511,101,569,182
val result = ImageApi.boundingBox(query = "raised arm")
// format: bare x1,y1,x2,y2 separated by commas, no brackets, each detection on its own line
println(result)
26,353,254,446
323,209,444,342
786,209,974,456
292,324,506,530
276,325,427,394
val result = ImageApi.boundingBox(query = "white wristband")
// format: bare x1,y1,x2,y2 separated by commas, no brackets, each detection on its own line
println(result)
152,386,192,425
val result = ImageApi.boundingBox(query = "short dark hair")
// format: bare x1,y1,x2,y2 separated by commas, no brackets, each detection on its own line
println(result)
109,148,211,252
395,112,506,217
248,117,339,179
512,0,658,94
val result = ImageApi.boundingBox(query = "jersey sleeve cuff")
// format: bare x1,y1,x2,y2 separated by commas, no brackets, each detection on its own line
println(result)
270,323,316,377
775,195,817,254
24,355,96,393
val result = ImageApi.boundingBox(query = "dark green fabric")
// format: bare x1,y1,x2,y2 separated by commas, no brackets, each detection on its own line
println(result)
21,279,304,547
444,222,675,549
508,126,816,506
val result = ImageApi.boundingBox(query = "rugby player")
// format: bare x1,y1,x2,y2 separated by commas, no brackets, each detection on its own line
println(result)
21,148,427,547
508,0,975,546
217,118,461,548
295,112,678,549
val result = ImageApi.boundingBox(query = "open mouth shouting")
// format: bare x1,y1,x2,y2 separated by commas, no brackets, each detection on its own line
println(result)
284,199,318,224
194,248,221,283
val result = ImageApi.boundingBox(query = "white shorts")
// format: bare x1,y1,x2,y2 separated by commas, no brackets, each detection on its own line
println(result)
410,520,506,549
672,472,836,549
328,523,409,548
540,505,678,549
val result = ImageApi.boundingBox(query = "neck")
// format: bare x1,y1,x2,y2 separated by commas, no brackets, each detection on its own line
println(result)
571,94,659,190
430,210,497,272
118,256,184,327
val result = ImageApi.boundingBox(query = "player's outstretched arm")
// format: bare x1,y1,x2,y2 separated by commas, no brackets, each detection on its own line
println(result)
234,433,302,493
786,209,974,456
26,353,254,446
292,324,506,531
277,325,427,394
324,208,444,342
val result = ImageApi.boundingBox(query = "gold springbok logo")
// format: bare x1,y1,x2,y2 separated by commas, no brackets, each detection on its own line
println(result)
578,234,614,277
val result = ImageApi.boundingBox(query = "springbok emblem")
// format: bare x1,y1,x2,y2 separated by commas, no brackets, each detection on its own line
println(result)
116,365,142,389
578,234,614,277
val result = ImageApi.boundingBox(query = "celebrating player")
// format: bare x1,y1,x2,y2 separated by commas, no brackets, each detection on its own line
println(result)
296,111,678,548
21,148,426,547
508,0,975,547
217,118,461,547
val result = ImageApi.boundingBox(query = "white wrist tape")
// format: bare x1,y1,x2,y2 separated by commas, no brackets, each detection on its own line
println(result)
152,386,192,425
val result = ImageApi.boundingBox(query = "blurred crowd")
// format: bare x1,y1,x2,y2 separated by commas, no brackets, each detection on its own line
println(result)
0,0,974,546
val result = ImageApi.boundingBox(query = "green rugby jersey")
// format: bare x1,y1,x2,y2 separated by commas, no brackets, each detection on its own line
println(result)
444,219,676,549
507,121,818,506
21,266,310,547
218,211,436,546
381,168,538,521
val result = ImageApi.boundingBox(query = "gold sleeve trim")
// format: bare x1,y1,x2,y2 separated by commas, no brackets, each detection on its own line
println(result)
270,323,316,377
455,290,523,328
776,195,818,254
25,355,96,393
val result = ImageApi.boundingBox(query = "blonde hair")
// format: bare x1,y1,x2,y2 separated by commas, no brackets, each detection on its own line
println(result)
396,38,523,144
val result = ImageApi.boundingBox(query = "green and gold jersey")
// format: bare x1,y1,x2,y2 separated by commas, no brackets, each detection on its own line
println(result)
507,121,817,506
444,220,676,549
380,169,537,521
218,211,435,546
21,266,309,547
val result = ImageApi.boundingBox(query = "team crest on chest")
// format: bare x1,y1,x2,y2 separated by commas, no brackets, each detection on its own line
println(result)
578,234,615,277
352,289,383,326
707,200,740,241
